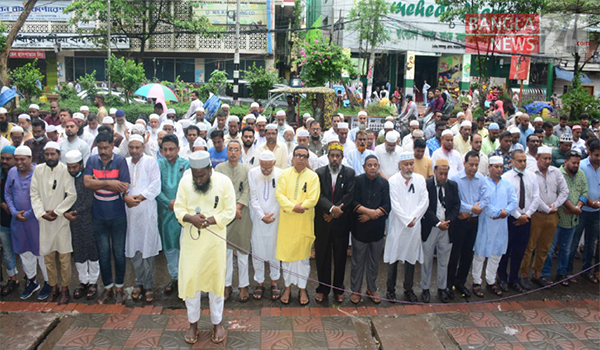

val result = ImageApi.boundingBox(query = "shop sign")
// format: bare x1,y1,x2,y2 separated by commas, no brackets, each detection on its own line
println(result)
10,50,46,59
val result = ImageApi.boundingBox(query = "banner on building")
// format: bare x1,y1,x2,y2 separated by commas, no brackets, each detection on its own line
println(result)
509,55,531,80
9,33,130,50
10,50,46,59
0,1,72,22
192,2,267,25
438,55,462,92
465,14,540,54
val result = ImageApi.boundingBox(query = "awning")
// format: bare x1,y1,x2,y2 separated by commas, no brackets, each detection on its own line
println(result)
554,67,593,83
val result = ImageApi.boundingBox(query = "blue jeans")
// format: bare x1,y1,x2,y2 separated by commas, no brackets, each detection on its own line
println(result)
93,216,127,288
542,226,576,277
0,226,17,277
567,211,600,275
164,248,179,280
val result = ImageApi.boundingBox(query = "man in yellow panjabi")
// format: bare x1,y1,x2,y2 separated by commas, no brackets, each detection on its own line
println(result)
276,145,320,306
174,151,236,345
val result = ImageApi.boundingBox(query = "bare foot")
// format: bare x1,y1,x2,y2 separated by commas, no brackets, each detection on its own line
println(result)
281,286,291,304
299,288,309,305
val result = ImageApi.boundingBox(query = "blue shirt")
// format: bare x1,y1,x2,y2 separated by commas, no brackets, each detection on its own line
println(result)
84,154,130,220
346,149,375,176
580,157,599,213
518,125,534,148
426,137,441,157
451,170,488,216
208,147,228,168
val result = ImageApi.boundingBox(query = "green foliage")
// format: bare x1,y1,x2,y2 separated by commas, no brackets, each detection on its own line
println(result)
347,0,391,74
106,54,145,103
160,76,195,100
197,70,230,100
58,86,78,100
296,39,357,87
242,63,281,100
9,59,43,101
0,22,7,52
562,84,600,120
78,70,98,103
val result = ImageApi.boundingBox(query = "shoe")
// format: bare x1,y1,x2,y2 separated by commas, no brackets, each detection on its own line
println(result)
20,280,40,300
37,282,52,301
386,291,397,303
519,278,536,290
1,279,20,296
115,288,125,305
49,286,61,302
421,289,430,303
510,281,527,294
98,288,114,304
455,284,471,298
58,288,70,305
438,289,449,303
404,290,418,303
446,288,455,299
498,280,510,292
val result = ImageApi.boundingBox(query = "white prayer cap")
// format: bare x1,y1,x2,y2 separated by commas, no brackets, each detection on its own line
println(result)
162,119,174,126
303,113,311,119
244,114,256,121
46,125,57,132
460,120,472,128
489,156,503,165
384,121,394,129
129,134,144,144
337,113,344,119
385,116,394,121
276,110,286,117
10,126,24,134
197,123,208,131
189,150,212,169
196,106,204,113
534,117,543,123
338,122,349,130
251,102,259,108
73,112,85,120
166,108,176,115
259,150,276,161
399,151,414,161
509,127,520,134
256,116,267,124
228,115,240,123
412,129,424,138
18,114,30,120
327,134,340,144
265,124,277,130
221,104,230,109
131,124,146,135
14,145,32,157
488,123,499,130
441,129,454,137
297,129,310,137
149,114,160,121
80,105,89,112
515,111,523,117
409,120,419,127
44,141,60,150
306,117,314,123
29,104,40,110
0,107,7,114
65,150,83,163
537,146,552,155
179,119,191,128
358,110,368,117
102,116,114,124
193,137,207,148
385,131,399,143
136,119,147,126
109,108,117,115
456,112,465,118
284,126,294,133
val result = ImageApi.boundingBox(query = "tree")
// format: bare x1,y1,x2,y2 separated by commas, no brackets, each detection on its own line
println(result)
296,39,357,87
79,71,99,103
242,63,281,100
64,0,217,65
347,0,391,100
9,59,43,101
106,54,145,102
197,70,230,101
0,0,38,86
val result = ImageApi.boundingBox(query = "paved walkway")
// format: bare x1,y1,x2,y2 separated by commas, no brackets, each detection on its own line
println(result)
1,298,598,349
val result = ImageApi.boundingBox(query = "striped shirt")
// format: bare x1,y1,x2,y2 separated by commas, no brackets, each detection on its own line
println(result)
84,154,130,220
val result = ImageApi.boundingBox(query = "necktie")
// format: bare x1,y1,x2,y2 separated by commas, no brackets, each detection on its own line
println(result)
518,173,525,210
438,184,445,208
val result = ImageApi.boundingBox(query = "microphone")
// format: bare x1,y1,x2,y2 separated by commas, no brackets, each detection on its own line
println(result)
193,206,202,239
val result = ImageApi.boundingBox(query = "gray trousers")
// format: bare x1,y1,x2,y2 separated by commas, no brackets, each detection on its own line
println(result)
420,227,452,290
351,237,384,293
132,251,156,290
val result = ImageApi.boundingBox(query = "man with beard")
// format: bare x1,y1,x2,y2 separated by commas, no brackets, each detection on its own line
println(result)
28,104,41,119
208,111,229,139
80,106,90,119
174,151,236,345
401,120,420,151
84,114,99,138
192,107,211,130
59,119,91,165
24,118,49,164
431,130,464,178
255,116,268,147
481,123,500,156
10,126,24,147
0,146,19,296
248,151,283,300
470,133,489,177
64,150,99,300
274,110,289,143
0,107,14,141
124,135,162,303
384,151,429,302
241,126,258,167
509,128,524,152
157,134,189,295
114,109,133,137
179,125,200,160
453,121,472,155
295,129,319,170
44,102,61,126
275,145,320,305
314,142,355,303
117,124,157,159
350,111,369,143
375,131,401,179
338,122,356,156
308,120,325,156
46,125,60,143
147,114,161,142
224,116,242,145
258,125,288,169
94,95,108,119
18,114,33,142
30,142,77,304
73,113,95,147
517,114,533,148
215,140,252,302
84,132,131,304
346,130,375,176
5,146,53,301
56,108,72,139
243,114,256,129
283,127,297,158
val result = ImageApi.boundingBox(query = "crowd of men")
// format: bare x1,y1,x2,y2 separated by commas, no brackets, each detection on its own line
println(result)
0,92,599,344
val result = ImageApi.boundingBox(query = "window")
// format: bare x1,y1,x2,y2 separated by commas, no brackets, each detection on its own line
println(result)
144,58,194,82
66,57,106,82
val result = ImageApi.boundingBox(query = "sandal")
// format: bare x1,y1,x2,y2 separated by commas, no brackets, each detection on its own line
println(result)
132,285,144,301
184,329,199,344
486,283,503,296
472,284,484,298
253,285,265,300
164,280,178,295
314,292,325,303
299,290,310,306
87,284,98,300
583,273,599,284
280,288,291,305
271,284,281,300
568,275,578,283
1,279,20,297
145,290,154,304
367,290,381,304
350,292,361,304
224,286,232,301
239,287,249,303
211,325,226,344
538,276,553,286
73,283,88,299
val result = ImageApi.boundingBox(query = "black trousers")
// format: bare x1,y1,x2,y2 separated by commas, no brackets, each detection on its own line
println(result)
314,229,349,295
386,261,415,293
447,218,478,288
498,217,531,284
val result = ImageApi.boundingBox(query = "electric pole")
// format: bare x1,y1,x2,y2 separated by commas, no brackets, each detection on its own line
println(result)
233,0,241,105
107,0,111,92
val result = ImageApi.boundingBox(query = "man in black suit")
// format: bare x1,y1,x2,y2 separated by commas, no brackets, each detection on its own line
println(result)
420,158,460,303
314,143,355,303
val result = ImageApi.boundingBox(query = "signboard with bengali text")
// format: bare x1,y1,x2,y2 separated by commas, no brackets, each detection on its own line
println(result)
0,0,71,22
10,50,46,59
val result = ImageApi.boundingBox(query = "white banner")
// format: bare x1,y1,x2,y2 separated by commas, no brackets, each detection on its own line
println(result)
0,1,72,22
10,33,130,50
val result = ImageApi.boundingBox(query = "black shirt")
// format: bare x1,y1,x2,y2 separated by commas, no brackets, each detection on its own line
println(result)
351,174,391,242
1,170,12,228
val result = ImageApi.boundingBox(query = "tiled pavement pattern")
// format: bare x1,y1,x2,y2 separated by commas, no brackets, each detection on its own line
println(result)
1,299,599,349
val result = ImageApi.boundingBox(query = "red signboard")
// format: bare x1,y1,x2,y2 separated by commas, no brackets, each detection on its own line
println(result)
10,51,46,59
510,55,531,80
465,14,540,54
